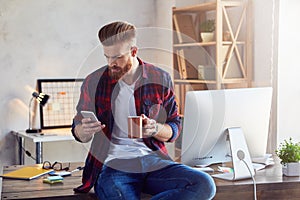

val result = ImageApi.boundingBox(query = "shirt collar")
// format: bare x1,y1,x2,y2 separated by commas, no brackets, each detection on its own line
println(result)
137,57,148,79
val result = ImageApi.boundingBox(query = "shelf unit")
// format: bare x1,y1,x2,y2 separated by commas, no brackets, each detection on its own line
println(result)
172,0,252,114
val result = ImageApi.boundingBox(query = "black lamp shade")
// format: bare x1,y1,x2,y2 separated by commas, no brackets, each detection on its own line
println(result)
32,92,49,106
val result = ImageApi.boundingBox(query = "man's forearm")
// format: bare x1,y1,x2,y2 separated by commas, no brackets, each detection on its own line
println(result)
153,123,173,142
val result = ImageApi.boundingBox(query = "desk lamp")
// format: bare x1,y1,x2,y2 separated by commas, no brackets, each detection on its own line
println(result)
26,92,50,133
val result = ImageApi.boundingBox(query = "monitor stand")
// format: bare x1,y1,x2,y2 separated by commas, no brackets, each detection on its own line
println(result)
212,127,255,180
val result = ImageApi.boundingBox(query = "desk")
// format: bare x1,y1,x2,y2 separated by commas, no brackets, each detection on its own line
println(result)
1,162,96,200
213,158,300,199
2,159,300,199
1,163,151,200
12,129,74,164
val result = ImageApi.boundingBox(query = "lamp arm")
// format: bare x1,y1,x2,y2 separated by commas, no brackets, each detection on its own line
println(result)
28,97,34,130
26,91,49,133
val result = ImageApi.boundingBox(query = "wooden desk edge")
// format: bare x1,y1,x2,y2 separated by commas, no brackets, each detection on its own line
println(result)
3,160,300,200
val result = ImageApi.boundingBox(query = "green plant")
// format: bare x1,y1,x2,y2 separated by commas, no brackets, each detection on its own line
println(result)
276,138,300,164
200,19,215,32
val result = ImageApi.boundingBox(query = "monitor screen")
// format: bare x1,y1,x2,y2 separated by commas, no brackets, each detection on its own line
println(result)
181,87,273,166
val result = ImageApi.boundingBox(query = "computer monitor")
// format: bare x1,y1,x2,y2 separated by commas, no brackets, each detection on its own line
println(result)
181,87,273,166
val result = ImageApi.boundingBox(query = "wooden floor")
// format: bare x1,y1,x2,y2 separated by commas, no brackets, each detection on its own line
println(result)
2,159,300,199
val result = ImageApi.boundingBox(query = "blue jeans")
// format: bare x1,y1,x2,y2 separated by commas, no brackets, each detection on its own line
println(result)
94,154,216,200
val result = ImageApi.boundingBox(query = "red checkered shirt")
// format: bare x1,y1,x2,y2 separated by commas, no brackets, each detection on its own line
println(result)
72,58,181,193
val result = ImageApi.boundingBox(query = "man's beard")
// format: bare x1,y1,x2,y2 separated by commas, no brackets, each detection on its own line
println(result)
109,61,132,80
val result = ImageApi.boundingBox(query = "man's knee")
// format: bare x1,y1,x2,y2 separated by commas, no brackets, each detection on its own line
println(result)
189,172,216,200
199,173,216,199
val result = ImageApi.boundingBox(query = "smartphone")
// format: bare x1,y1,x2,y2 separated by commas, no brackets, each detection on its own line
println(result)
80,111,99,122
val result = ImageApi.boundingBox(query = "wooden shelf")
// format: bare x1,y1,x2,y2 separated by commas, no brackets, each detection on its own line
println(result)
173,2,217,13
173,1,243,13
173,41,245,48
172,0,252,113
174,79,216,84
173,42,216,48
174,78,248,84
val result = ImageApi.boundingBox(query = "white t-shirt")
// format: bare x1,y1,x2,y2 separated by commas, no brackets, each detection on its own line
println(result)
104,79,152,163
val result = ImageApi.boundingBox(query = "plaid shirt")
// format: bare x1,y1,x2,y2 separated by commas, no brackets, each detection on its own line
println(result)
72,58,181,193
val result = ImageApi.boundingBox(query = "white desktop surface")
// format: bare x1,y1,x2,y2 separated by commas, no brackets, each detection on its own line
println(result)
15,128,74,143
13,128,77,164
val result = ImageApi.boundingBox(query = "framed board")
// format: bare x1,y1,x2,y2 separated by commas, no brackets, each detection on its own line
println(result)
37,79,84,129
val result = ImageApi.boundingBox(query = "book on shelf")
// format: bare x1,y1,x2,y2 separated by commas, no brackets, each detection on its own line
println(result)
176,49,187,79
176,49,200,80
173,14,197,43
185,64,199,79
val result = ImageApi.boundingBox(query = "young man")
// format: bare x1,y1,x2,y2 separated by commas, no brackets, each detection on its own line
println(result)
72,21,216,200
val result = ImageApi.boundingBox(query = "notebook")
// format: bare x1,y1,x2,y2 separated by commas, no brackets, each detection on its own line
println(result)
0,166,54,180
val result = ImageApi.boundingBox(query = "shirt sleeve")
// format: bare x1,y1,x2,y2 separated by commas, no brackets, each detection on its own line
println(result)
163,73,182,143
71,73,98,142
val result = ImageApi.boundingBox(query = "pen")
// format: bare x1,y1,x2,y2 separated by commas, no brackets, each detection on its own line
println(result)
71,166,84,173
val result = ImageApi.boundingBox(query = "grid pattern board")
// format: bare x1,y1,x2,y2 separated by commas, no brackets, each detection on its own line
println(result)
37,79,84,129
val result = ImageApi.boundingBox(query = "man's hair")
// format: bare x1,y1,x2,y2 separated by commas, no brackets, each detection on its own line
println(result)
98,21,136,46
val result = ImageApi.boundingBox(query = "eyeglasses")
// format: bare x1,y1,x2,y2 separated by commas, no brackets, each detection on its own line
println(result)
104,48,133,63
42,161,70,171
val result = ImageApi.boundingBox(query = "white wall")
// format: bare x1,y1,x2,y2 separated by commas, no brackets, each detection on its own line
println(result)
252,0,276,87
252,0,279,153
0,0,169,165
277,0,300,144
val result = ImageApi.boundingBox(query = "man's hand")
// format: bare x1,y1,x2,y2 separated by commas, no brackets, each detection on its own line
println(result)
75,118,105,142
141,114,173,142
141,114,158,138
82,118,105,134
